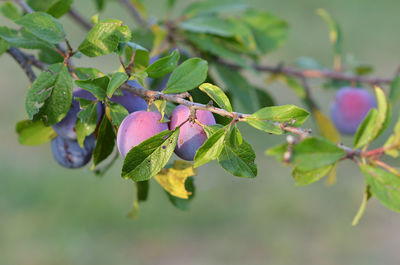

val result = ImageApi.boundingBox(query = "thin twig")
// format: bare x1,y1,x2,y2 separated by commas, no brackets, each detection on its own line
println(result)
217,58,393,85
7,47,36,82
119,0,146,26
67,7,92,31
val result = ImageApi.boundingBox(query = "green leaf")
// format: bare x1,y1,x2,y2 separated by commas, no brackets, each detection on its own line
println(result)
121,129,179,182
0,27,54,50
265,143,287,163
38,47,64,63
361,164,400,212
25,64,73,125
199,83,232,112
46,0,73,18
316,9,342,56
185,33,247,68
352,185,371,226
75,76,109,100
164,58,208,94
27,0,56,11
76,102,98,147
242,10,288,54
106,72,128,98
107,102,129,126
353,108,378,148
214,63,256,112
79,19,131,57
146,49,180,78
353,87,388,148
244,105,309,134
92,115,115,167
389,75,400,103
94,0,105,11
126,180,149,219
166,176,195,211
1,1,21,20
16,12,65,44
194,126,228,168
16,119,56,146
292,164,334,186
292,137,346,171
255,88,275,108
180,16,239,37
153,100,169,123
0,38,9,56
183,0,248,17
218,126,257,178
123,42,149,69
74,67,104,80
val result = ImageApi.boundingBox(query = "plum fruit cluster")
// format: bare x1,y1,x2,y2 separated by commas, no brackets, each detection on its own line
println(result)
331,87,377,134
117,104,216,161
51,89,102,168
51,86,148,168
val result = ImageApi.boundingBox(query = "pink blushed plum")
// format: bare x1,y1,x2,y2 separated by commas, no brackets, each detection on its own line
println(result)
169,105,216,161
117,111,169,157
330,87,377,135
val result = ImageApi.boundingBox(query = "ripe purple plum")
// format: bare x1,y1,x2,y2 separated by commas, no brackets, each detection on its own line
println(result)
51,135,95,168
110,82,147,113
169,105,216,161
52,88,104,140
330,87,377,134
117,111,169,157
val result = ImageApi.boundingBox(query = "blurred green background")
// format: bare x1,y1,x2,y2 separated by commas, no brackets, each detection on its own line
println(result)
1,0,400,264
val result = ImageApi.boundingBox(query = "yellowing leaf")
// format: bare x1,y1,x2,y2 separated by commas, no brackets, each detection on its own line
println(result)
154,160,198,199
325,163,338,186
313,109,340,143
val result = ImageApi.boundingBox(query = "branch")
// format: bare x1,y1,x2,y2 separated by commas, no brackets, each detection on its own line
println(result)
119,0,146,27
7,47,36,82
67,7,92,31
14,0,34,13
121,82,312,138
217,58,393,85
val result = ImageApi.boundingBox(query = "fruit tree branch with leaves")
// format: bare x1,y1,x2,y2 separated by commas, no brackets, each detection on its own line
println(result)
2,0,400,224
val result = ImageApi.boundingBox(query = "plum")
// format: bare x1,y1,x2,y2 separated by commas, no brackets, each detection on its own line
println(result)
330,87,377,134
51,135,95,168
117,111,169,157
52,88,104,140
110,82,147,113
169,105,216,161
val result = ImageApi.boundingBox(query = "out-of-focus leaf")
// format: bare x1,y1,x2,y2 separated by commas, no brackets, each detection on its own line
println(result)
313,109,340,142
16,12,65,44
389,75,400,104
16,119,56,146
361,164,400,213
242,10,288,54
292,164,334,186
182,0,248,17
1,1,21,20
